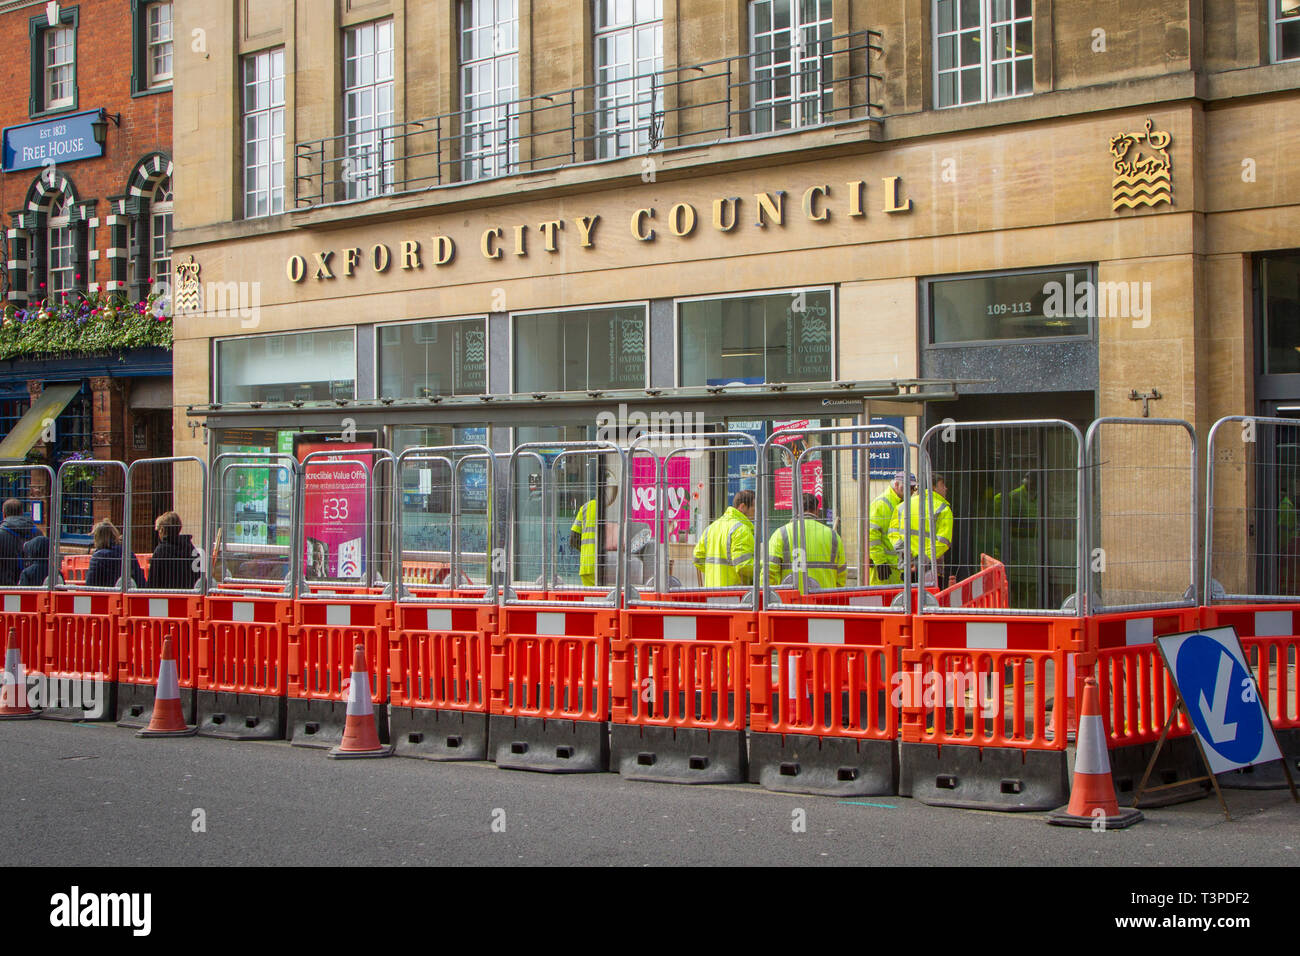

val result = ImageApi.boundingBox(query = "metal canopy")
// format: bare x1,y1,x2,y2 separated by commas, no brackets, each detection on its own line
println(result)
188,378,969,431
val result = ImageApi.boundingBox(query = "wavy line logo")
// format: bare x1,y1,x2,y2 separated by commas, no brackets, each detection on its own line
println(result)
800,314,829,345
1111,119,1172,212
463,330,485,364
620,319,645,355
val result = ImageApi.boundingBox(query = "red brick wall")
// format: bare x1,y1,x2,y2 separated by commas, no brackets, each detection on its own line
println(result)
0,0,172,292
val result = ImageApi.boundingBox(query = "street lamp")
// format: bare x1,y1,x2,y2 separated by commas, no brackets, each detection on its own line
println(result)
90,110,120,148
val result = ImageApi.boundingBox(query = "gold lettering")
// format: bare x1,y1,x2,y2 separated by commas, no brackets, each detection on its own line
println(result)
401,240,422,270
754,191,785,228
574,215,600,248
482,228,502,259
342,247,361,277
802,185,830,222
882,176,912,214
286,255,306,283
846,180,865,218
632,208,656,241
313,251,335,280
370,243,390,272
513,224,527,256
434,235,456,265
712,197,739,232
538,220,564,253
668,203,697,237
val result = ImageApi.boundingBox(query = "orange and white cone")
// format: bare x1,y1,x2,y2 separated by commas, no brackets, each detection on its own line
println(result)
1048,677,1143,829
0,627,37,719
137,636,197,737
327,644,391,759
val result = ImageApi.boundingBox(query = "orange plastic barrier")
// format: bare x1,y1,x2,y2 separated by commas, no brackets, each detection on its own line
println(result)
286,598,392,748
489,602,616,771
44,590,121,720
0,590,47,688
58,553,151,586
610,604,755,782
389,601,495,759
934,556,1009,609
1200,605,1300,732
196,594,293,739
116,593,202,728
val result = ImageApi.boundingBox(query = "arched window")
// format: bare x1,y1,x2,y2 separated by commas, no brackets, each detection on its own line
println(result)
150,176,172,290
46,191,75,301
121,153,174,301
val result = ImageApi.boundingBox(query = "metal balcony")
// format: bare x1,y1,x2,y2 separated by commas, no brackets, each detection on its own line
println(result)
293,30,883,208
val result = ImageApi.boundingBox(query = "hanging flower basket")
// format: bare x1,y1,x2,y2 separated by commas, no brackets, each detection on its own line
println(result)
0,289,172,360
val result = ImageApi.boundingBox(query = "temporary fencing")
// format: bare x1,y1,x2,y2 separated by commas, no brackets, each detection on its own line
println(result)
5,413,1299,813
493,441,623,771
389,444,496,759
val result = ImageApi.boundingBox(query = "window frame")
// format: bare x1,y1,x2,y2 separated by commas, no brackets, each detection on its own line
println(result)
747,0,834,135
919,264,1097,349
509,300,651,393
342,18,396,200
673,285,837,387
1272,0,1300,64
213,327,359,404
29,5,79,119
146,2,174,88
149,176,173,291
592,0,664,159
932,0,1033,110
459,0,519,180
374,314,491,398
46,193,75,302
241,46,286,219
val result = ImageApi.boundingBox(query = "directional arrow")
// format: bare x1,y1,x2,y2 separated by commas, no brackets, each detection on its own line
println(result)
1198,651,1238,745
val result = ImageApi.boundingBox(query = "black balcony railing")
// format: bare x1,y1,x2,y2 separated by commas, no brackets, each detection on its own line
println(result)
294,30,882,208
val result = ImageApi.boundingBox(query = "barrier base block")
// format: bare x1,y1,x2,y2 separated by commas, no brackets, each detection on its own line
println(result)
117,682,195,729
136,724,198,738
899,741,1068,811
391,707,488,761
748,732,898,796
288,698,390,750
612,724,746,784
490,714,609,773
196,690,286,741
1110,737,1211,807
37,679,116,723
1217,729,1300,790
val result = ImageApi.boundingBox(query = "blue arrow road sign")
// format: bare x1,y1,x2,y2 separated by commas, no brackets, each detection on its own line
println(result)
1155,627,1283,775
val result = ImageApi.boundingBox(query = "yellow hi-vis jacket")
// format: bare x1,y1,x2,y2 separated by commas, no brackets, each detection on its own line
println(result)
768,518,846,590
868,487,905,584
888,490,953,563
693,507,755,587
570,499,599,586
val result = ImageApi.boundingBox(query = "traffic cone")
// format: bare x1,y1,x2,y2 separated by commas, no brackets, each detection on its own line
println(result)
327,644,391,759
137,636,197,737
1048,677,1143,829
0,627,37,719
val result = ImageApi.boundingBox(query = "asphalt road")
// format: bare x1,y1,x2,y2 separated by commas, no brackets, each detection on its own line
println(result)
0,719,1296,867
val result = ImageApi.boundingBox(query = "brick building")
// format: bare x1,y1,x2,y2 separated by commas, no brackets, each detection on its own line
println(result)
0,0,174,543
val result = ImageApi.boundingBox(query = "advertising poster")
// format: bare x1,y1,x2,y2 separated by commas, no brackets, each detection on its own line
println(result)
630,455,692,542
295,436,374,579
774,461,824,510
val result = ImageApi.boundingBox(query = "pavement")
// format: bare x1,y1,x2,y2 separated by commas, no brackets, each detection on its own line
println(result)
1,718,1296,867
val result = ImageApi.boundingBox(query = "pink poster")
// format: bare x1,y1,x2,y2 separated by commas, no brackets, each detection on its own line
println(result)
297,439,372,579
774,462,824,510
630,455,691,542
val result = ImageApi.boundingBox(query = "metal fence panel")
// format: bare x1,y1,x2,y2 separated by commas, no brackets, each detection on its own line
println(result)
124,457,207,593
208,453,298,592
1085,417,1197,612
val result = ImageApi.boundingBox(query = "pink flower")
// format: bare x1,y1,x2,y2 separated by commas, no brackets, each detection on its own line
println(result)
74,273,81,280
38,282,45,289
147,277,155,284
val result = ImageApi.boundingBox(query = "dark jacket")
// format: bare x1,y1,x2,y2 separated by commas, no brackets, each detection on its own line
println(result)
85,544,146,589
147,533,200,591
0,514,37,586
17,535,53,587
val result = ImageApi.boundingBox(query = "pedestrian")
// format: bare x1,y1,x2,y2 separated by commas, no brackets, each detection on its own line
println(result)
868,471,914,584
569,470,618,587
768,492,846,591
147,511,200,590
889,473,953,583
85,520,146,589
18,534,54,587
0,498,37,586
694,489,755,587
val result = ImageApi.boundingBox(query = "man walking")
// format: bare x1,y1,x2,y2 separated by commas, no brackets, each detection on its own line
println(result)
694,490,755,587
